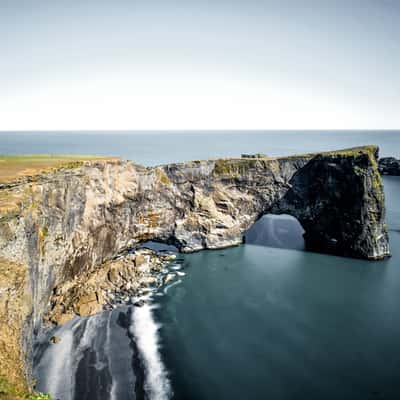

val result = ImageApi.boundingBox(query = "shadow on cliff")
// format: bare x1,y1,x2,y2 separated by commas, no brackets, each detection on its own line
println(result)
271,151,390,259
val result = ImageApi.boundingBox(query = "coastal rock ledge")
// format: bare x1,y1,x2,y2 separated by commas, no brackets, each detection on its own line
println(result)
0,145,391,393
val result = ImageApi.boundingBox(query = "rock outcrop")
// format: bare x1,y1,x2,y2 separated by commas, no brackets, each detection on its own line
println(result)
379,157,400,175
274,150,389,259
0,145,390,390
45,248,177,326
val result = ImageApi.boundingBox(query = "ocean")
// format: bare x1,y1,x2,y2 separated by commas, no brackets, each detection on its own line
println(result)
1,130,399,165
2,130,399,400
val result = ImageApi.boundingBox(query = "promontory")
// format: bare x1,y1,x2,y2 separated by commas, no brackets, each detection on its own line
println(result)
0,146,390,398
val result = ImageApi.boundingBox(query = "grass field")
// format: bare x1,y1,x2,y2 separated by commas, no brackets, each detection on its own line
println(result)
0,155,117,184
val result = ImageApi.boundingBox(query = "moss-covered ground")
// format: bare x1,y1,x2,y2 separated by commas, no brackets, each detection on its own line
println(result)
0,376,51,400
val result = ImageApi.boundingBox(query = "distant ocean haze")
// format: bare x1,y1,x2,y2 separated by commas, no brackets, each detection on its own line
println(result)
0,130,399,165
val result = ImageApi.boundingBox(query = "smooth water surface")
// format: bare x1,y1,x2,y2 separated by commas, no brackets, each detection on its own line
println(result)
1,130,399,165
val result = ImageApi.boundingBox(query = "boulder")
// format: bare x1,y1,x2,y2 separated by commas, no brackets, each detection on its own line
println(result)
379,157,400,175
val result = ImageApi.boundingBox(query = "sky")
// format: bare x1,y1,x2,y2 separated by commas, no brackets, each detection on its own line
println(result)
0,0,399,130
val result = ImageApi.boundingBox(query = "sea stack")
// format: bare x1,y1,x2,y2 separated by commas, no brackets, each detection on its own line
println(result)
379,157,400,175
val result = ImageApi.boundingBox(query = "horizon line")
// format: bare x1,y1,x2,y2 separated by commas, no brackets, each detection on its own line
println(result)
0,129,399,133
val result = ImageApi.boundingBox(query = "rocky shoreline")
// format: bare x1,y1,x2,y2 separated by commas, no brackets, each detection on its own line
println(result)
45,247,179,326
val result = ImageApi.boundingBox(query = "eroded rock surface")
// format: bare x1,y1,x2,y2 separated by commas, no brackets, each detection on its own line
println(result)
45,248,176,325
0,258,31,394
0,145,391,390
274,151,389,258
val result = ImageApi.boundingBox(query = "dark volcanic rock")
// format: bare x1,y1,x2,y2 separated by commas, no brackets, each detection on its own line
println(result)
379,157,400,176
133,300,146,307
274,150,389,259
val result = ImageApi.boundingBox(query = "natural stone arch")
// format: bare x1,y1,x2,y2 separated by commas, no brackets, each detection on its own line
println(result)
245,213,305,250
163,147,389,260
270,151,389,259
0,146,391,393
0,146,390,332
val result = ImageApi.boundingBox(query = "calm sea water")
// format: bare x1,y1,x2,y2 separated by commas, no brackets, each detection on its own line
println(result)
0,130,399,165
3,131,399,400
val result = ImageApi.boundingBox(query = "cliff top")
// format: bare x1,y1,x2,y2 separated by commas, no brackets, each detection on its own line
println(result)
0,146,378,183
0,154,119,184
158,145,379,169
279,144,378,158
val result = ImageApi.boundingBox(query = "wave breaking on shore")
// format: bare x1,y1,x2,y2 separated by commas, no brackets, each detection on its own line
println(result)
130,302,172,400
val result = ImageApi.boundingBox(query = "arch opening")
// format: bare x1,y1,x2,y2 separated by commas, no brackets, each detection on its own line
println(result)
245,214,305,251
138,240,179,252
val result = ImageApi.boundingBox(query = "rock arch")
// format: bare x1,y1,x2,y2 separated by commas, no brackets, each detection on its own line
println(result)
163,147,389,260
271,151,389,259
0,145,391,391
0,146,390,326
244,214,305,250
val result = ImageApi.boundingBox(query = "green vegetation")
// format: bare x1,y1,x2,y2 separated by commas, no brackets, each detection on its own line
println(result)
38,226,48,257
155,168,171,185
0,154,118,184
321,145,378,157
26,394,51,400
0,376,20,399
41,226,48,239
0,376,51,400
275,145,379,161
213,158,268,176
211,146,380,176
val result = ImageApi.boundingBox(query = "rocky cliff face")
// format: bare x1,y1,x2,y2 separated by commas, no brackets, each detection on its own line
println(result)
45,248,177,326
0,145,390,390
274,150,389,259
379,157,400,175
0,258,31,396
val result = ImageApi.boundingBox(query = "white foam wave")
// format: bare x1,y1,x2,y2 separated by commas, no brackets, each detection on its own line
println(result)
37,318,80,400
107,312,117,400
130,304,171,400
163,279,182,294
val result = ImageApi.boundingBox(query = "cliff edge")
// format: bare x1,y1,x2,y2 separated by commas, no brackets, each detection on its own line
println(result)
0,146,390,391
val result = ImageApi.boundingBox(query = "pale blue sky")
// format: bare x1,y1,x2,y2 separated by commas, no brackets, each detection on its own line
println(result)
0,0,399,129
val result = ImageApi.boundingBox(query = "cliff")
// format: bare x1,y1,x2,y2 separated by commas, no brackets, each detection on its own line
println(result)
0,146,390,392
0,258,31,399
